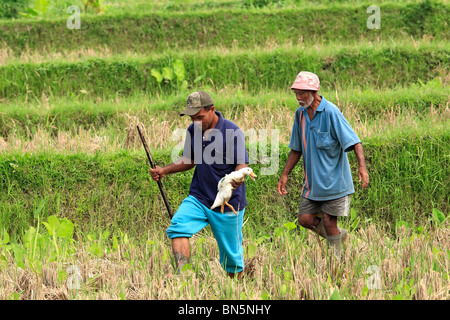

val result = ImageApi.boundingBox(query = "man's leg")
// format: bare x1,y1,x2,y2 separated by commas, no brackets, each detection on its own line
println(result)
172,237,191,274
166,195,209,274
298,197,324,236
207,207,245,277
298,213,320,230
322,195,351,261
322,213,339,236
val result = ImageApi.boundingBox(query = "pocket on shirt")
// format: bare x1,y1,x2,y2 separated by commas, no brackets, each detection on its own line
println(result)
315,131,337,150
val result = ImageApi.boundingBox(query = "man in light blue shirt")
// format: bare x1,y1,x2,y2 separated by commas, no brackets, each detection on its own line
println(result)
278,71,369,260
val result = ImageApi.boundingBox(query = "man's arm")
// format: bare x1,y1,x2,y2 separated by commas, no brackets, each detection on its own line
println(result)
277,149,302,195
354,142,369,188
149,156,195,181
229,163,249,188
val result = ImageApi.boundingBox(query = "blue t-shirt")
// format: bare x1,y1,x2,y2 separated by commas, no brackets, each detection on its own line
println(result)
183,111,249,212
288,96,361,201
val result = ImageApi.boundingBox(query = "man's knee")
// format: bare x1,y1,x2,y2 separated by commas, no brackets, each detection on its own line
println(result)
298,214,316,228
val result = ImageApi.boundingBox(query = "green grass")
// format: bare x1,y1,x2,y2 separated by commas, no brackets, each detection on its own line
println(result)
1,211,448,300
10,0,433,19
1,42,448,99
1,2,448,55
0,80,448,138
1,125,448,241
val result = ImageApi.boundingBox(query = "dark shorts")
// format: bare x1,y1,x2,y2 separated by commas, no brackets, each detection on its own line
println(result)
298,195,351,217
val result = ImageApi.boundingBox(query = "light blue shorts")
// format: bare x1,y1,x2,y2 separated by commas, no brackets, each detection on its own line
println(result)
166,195,245,273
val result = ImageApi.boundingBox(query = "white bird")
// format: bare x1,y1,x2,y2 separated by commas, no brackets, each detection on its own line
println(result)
210,167,257,215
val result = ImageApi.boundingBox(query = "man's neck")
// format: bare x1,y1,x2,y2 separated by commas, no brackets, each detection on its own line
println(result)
309,95,322,113
203,112,219,139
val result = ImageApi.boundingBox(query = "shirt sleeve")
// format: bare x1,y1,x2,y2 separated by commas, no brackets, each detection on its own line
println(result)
288,108,302,152
330,111,361,152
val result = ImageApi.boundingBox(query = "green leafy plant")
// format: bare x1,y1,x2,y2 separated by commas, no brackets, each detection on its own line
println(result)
42,215,74,256
0,0,30,19
430,208,448,227
348,208,361,232
284,221,297,231
19,0,49,17
151,59,188,93
391,278,416,300
329,289,342,300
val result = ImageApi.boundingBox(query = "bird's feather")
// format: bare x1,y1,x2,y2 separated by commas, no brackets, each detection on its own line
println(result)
210,167,257,212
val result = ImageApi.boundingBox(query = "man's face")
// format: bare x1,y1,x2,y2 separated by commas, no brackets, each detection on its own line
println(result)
190,107,215,132
294,89,314,108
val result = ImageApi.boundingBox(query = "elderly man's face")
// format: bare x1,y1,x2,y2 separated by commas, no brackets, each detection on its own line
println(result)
294,89,314,108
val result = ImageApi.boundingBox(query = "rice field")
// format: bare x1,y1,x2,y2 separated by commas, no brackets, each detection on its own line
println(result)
0,0,449,302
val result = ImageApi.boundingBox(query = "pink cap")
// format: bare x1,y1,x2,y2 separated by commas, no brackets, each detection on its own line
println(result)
290,71,320,91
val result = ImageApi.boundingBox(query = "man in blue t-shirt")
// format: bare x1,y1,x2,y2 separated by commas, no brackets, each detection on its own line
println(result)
150,91,250,277
277,71,369,260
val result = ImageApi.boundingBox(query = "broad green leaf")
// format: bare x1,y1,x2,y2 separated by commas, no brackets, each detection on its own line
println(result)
432,208,446,224
102,230,110,241
162,67,174,81
246,243,256,259
350,208,357,221
89,243,103,257
112,235,119,250
42,222,52,235
34,0,50,14
43,215,60,236
351,217,360,230
173,59,185,82
11,244,24,268
329,289,341,300
361,286,369,297
2,230,9,245
48,215,60,230
261,291,270,300
284,222,297,231
23,227,37,248
150,69,163,83
56,219,74,239
181,263,193,272
280,284,287,296
58,270,67,284
27,8,39,16
284,271,293,282
180,80,188,91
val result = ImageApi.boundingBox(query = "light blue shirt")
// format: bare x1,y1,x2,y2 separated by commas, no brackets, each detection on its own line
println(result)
288,96,360,200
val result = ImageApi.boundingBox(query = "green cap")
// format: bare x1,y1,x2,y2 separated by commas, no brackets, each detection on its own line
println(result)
180,91,214,116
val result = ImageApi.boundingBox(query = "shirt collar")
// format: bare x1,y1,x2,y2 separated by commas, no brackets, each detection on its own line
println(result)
213,111,224,131
315,96,327,112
